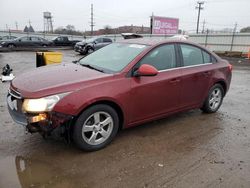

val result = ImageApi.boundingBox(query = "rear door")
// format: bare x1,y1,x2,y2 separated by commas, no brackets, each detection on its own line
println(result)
103,38,112,46
15,37,30,47
31,37,42,46
94,38,104,50
178,43,214,108
129,44,182,123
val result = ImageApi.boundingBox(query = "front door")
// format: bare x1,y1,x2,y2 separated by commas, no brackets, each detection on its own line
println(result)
129,44,181,124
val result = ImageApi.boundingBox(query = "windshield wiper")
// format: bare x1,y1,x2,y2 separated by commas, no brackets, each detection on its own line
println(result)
80,64,104,73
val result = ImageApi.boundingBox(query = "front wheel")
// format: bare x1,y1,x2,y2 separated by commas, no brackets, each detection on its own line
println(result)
7,44,15,48
201,84,224,113
87,47,94,54
73,104,119,151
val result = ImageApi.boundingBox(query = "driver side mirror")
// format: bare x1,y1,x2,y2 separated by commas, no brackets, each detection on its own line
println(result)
134,64,158,77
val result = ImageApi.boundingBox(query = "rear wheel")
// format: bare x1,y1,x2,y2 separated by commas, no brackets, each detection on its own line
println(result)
73,104,119,151
42,44,47,47
201,84,224,113
7,44,15,48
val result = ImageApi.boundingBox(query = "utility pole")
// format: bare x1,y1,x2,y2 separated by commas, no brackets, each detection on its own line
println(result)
196,1,204,34
15,22,18,30
28,20,31,27
202,19,206,33
230,22,238,51
90,4,95,36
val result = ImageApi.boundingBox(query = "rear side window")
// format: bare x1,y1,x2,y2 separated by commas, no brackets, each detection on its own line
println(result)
103,38,112,43
202,51,212,64
180,44,203,66
31,37,40,41
139,44,176,71
180,44,216,66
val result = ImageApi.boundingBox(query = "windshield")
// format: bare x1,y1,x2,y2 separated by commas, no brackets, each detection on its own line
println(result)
84,38,96,43
79,43,148,73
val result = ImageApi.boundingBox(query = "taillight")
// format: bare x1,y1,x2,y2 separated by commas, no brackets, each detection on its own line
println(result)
228,64,233,71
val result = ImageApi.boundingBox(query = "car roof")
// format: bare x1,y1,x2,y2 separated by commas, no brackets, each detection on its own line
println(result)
118,38,193,46
119,38,212,51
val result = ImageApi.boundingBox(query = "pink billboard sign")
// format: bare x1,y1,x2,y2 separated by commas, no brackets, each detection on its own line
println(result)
152,16,179,35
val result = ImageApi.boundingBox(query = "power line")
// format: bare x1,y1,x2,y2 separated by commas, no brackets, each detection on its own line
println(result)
196,1,204,34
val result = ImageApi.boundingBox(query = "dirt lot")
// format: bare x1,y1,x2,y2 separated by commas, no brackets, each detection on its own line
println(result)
0,51,250,188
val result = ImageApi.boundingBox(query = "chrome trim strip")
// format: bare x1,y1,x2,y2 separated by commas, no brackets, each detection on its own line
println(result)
8,89,22,99
158,63,213,73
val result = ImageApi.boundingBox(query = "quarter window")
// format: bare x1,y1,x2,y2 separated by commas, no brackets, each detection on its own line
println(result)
139,44,176,71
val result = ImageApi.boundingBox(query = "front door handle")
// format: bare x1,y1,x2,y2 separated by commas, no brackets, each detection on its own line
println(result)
170,78,180,84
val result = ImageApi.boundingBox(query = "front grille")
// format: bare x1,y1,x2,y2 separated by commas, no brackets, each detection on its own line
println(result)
9,87,22,99
7,87,27,125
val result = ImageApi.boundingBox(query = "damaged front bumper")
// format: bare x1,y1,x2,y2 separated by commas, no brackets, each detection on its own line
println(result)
7,89,74,135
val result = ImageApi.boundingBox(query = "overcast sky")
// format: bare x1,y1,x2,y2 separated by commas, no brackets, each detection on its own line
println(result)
0,0,249,33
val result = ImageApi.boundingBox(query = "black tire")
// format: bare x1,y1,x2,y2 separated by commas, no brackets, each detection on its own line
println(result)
7,44,15,48
73,104,119,151
42,44,47,47
87,47,94,54
201,84,224,113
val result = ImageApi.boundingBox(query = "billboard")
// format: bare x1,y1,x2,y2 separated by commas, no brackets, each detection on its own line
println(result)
151,16,179,35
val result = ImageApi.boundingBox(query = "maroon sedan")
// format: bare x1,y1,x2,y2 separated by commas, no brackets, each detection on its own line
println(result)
7,39,232,151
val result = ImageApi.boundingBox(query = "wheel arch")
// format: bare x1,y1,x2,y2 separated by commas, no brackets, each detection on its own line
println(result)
213,80,227,96
75,100,124,131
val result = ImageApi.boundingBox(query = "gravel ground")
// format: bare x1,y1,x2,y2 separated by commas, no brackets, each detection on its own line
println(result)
0,50,250,188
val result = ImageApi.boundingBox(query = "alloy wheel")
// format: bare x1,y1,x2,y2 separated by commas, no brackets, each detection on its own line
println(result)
209,88,222,110
81,111,114,145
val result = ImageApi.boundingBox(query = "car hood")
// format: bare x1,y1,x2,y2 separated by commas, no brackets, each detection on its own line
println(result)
76,41,87,46
0,39,14,43
11,63,111,98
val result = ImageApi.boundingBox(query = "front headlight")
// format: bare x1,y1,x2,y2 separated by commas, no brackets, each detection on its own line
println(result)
1,42,5,45
22,92,70,113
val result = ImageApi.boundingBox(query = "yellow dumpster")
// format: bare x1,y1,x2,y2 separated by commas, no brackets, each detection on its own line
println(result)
36,52,63,67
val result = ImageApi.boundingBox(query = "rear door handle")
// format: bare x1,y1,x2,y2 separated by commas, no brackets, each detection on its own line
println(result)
202,71,211,77
170,78,180,84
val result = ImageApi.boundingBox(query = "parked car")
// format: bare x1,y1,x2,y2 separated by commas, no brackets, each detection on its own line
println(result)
51,36,81,46
7,39,232,151
0,36,52,48
0,35,17,41
74,37,112,55
121,33,143,39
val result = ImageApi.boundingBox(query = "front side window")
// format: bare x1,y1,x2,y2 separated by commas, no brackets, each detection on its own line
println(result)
138,44,176,71
19,37,30,42
95,38,103,43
